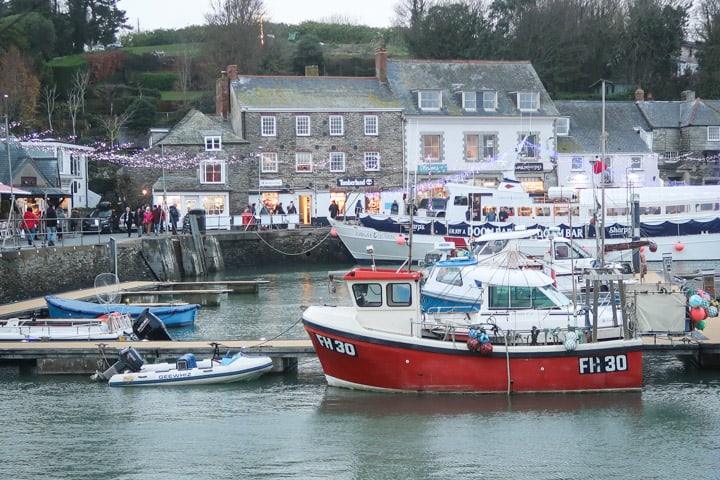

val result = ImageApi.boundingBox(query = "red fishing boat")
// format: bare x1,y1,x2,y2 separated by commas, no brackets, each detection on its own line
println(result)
302,267,642,393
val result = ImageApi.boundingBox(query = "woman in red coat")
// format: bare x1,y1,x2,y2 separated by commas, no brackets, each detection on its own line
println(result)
22,207,39,246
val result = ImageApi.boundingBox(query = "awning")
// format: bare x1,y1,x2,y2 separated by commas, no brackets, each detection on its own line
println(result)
0,183,31,195
22,186,69,197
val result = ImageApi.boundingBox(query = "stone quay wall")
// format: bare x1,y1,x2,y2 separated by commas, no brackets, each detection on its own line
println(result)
0,228,351,304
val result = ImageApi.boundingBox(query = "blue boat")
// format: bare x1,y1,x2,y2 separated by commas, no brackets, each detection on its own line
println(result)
44,295,198,327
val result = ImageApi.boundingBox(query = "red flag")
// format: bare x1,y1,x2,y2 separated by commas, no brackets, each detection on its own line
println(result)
593,161,607,174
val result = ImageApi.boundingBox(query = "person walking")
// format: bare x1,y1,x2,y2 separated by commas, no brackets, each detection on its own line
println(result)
55,205,66,240
286,201,297,214
152,204,162,235
22,206,39,246
135,207,144,237
123,206,134,237
143,207,153,235
274,202,285,215
390,200,399,215
328,200,339,219
355,200,363,218
45,203,58,246
169,204,180,235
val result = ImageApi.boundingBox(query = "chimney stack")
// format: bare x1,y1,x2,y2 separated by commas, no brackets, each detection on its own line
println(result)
375,47,387,83
215,65,238,119
681,90,696,102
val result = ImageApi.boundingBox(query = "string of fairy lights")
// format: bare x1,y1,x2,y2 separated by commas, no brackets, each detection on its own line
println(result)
4,124,713,198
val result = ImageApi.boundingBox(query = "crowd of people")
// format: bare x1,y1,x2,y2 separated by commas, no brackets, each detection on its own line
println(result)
20,202,65,247
122,203,181,237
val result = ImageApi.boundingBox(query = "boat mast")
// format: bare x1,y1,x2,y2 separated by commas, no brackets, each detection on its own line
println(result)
599,80,607,266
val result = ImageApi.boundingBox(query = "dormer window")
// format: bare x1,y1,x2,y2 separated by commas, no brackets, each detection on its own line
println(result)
205,135,222,151
200,160,225,184
462,92,476,111
418,90,441,111
482,91,497,111
556,118,569,136
517,92,539,111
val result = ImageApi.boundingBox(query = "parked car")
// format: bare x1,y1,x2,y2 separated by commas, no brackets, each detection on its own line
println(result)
82,203,118,234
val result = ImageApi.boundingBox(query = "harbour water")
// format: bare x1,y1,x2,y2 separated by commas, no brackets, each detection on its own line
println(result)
2,263,719,479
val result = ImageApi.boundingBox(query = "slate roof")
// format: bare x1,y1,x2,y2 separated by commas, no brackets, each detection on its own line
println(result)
636,99,720,128
231,76,401,110
152,175,232,193
0,141,32,185
554,101,652,154
156,109,246,146
385,59,559,116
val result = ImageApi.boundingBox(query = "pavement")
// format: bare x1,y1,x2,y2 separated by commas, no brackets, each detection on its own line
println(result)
0,229,166,251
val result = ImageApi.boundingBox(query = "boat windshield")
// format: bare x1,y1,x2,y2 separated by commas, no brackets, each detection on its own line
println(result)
488,285,570,309
537,285,572,308
473,239,508,256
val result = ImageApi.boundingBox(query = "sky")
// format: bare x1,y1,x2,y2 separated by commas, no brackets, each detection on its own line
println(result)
117,0,397,33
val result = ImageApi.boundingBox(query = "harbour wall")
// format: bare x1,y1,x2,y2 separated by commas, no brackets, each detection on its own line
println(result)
0,228,350,304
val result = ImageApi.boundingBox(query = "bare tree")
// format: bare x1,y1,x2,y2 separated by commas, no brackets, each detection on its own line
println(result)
41,84,58,132
72,69,90,114
176,48,192,106
99,109,133,148
206,0,265,26
67,88,82,139
693,0,720,41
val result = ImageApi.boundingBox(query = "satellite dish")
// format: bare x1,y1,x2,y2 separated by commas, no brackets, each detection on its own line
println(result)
95,272,120,306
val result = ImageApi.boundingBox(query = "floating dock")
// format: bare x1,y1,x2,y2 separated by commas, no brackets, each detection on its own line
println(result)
1,275,720,374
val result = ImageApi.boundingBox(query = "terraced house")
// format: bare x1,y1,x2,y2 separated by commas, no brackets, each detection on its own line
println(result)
219,63,404,225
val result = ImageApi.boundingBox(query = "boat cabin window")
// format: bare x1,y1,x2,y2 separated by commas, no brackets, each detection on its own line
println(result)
488,285,561,309
536,206,550,216
666,204,687,214
518,206,533,216
639,206,661,215
387,283,412,306
606,207,628,216
435,267,463,286
555,244,569,259
696,202,719,212
452,196,468,206
352,283,383,307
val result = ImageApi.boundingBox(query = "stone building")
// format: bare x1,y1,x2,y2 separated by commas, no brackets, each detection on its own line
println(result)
218,62,404,224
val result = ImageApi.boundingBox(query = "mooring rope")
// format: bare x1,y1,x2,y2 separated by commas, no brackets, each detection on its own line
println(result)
252,229,333,256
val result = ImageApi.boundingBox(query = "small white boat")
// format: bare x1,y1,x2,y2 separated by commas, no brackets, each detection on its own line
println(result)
0,310,171,342
95,346,273,387
0,315,131,341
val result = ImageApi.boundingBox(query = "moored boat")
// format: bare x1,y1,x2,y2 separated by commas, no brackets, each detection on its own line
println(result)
94,345,273,387
0,309,172,342
302,267,642,393
45,295,198,327
331,181,720,264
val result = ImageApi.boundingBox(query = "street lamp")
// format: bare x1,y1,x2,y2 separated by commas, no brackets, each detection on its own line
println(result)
2,93,16,249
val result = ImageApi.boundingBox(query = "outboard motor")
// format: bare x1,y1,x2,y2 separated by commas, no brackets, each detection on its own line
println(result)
91,346,145,381
133,309,172,341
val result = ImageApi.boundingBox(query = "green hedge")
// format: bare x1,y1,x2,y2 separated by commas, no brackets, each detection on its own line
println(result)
135,72,177,91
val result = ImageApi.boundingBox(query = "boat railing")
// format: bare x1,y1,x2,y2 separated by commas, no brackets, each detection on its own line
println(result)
106,312,133,332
